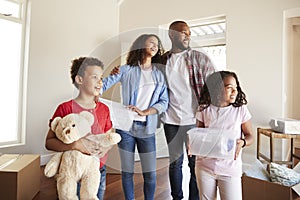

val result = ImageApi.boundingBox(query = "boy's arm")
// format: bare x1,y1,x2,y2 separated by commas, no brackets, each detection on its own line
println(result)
45,129,100,155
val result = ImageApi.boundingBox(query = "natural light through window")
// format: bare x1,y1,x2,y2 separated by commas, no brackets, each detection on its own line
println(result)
0,0,29,146
189,16,226,70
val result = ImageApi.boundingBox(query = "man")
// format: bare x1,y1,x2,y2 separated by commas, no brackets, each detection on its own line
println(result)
159,21,215,200
109,21,215,199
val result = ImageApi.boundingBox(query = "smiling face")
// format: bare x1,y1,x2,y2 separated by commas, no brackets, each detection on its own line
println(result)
145,36,159,58
221,76,238,107
170,22,191,52
77,65,103,97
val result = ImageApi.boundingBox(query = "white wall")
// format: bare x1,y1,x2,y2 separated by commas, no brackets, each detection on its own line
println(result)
119,0,300,160
0,0,119,164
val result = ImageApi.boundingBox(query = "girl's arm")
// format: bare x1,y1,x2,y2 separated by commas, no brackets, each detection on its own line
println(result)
234,119,254,159
45,128,99,155
187,119,205,157
197,120,205,128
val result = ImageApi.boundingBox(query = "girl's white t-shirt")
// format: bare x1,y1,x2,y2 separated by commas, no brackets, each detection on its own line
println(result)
195,104,251,177
134,68,155,122
162,50,198,125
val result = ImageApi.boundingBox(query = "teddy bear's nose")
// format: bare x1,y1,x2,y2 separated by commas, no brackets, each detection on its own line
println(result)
66,129,70,134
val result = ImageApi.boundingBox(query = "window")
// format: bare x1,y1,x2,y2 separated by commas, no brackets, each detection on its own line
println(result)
188,16,226,70
0,0,29,147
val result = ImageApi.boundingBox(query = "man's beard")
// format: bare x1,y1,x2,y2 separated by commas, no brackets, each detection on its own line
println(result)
175,40,189,51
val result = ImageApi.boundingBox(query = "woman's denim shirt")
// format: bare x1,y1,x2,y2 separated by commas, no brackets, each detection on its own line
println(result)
102,64,169,134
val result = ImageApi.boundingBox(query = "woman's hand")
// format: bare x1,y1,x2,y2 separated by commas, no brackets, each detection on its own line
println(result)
110,66,120,76
127,105,150,116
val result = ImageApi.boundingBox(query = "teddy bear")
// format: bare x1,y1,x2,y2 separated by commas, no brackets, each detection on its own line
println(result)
44,111,121,200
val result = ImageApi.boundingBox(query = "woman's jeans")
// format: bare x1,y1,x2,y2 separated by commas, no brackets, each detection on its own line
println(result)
77,165,106,200
117,121,156,200
164,123,199,200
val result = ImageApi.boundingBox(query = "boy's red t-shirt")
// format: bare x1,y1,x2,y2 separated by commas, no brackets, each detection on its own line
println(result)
49,99,113,168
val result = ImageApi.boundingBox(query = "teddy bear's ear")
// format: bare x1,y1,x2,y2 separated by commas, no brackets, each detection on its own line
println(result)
79,111,94,126
51,117,62,132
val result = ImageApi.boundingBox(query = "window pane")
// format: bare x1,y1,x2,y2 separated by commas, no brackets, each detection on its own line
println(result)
201,46,226,71
0,0,20,18
0,18,21,142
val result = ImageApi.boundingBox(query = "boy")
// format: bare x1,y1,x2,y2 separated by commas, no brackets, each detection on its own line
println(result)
45,57,113,200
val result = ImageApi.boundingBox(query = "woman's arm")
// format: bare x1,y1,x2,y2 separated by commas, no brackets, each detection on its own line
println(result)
102,66,124,93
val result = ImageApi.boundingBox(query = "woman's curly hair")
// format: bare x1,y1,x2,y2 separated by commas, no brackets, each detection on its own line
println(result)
199,71,247,111
70,57,104,88
126,34,164,66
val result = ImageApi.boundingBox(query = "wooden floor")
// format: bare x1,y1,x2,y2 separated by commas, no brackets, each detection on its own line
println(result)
33,158,172,200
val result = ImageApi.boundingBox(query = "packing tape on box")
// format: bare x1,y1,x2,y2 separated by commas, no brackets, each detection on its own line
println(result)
0,154,23,170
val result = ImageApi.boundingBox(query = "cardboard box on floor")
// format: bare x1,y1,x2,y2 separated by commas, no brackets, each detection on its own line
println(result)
242,162,300,200
0,154,40,200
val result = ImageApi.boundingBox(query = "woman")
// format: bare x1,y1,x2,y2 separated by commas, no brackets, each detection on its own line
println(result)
102,34,169,200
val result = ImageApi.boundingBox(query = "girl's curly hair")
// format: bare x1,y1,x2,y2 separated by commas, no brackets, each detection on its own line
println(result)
126,34,164,66
199,71,247,111
70,57,104,88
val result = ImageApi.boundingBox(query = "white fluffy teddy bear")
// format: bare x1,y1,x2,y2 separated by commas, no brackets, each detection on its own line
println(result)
44,111,121,200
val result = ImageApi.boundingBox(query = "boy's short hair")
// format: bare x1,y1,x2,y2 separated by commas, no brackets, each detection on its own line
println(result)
70,57,104,88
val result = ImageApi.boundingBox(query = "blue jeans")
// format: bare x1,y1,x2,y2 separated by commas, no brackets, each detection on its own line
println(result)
164,123,199,200
117,121,156,200
77,165,106,200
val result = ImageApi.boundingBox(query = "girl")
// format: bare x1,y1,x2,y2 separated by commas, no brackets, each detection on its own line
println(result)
192,71,254,200
45,57,113,200
102,34,169,200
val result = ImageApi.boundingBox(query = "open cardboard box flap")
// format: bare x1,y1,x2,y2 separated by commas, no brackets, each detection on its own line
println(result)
292,163,300,196
243,160,300,200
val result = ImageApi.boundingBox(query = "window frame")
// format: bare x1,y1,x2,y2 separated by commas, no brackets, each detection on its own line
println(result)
0,0,30,148
188,16,227,70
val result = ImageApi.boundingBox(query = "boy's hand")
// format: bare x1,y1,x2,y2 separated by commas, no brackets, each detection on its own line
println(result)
96,145,114,158
73,134,100,155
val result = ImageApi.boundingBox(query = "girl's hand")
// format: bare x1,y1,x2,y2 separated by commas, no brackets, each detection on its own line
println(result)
187,144,193,157
234,139,244,160
186,136,193,157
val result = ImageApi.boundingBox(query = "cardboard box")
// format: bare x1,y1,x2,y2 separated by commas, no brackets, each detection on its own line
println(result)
242,175,300,200
242,163,300,200
269,118,300,134
0,154,40,200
